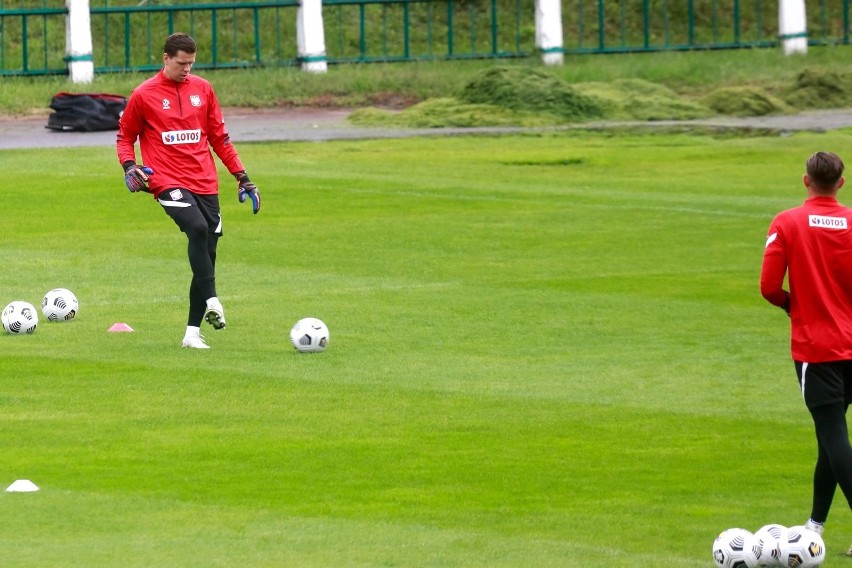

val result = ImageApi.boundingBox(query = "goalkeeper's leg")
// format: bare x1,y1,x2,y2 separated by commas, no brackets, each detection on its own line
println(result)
809,402,852,516
191,193,225,330
159,190,221,338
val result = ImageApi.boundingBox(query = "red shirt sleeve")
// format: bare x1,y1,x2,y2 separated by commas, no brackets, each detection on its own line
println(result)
204,84,244,175
760,224,789,308
116,90,143,166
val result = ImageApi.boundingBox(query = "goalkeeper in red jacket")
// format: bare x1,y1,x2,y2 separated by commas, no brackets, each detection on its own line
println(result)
116,32,260,349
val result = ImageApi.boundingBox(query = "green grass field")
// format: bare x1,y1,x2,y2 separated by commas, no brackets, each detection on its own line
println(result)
1,128,851,566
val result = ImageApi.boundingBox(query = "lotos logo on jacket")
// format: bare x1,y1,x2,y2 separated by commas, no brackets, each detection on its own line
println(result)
162,129,201,145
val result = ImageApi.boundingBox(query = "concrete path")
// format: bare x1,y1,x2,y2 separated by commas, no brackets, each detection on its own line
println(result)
2,107,852,150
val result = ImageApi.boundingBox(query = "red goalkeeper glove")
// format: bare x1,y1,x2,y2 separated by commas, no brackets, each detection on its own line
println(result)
123,162,154,193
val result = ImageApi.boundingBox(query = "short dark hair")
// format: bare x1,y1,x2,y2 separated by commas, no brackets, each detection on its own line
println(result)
164,33,197,57
806,151,845,190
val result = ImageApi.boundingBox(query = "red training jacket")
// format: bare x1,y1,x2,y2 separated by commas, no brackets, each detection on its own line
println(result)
116,70,243,198
761,195,852,362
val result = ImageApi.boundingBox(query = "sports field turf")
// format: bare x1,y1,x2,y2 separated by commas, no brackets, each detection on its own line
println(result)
1,128,851,566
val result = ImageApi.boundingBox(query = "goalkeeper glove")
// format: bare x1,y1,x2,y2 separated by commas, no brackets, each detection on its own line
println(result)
123,162,154,193
236,171,261,214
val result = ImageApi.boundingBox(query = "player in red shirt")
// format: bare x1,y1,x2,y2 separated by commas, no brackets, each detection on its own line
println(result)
761,151,852,548
117,32,261,349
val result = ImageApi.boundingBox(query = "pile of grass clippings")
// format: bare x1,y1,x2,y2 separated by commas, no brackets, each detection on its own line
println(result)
348,62,852,129
783,68,852,109
702,86,793,116
575,78,712,120
459,65,604,121
348,97,555,128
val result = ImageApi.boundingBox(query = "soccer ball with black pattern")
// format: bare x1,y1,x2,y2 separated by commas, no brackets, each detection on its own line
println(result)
754,523,786,567
289,317,329,353
2,301,39,334
778,526,825,568
713,528,761,568
42,288,78,322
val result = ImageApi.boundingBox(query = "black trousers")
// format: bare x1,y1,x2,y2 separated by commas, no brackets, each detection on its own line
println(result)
158,189,222,327
795,360,852,523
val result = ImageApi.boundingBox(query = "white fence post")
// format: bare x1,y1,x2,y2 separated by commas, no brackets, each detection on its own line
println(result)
779,0,807,55
297,0,328,73
535,0,563,65
65,0,94,83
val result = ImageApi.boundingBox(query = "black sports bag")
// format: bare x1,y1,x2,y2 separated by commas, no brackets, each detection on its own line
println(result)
45,92,127,132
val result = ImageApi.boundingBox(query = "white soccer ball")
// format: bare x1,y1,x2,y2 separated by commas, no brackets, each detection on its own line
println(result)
778,525,825,568
713,528,761,568
2,301,39,335
289,317,330,353
41,288,78,322
754,524,786,567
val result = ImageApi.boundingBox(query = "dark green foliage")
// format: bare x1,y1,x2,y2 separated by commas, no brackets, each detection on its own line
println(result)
459,65,604,121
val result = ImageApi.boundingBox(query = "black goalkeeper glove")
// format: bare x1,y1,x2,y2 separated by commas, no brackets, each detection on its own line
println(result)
123,161,154,193
236,171,261,214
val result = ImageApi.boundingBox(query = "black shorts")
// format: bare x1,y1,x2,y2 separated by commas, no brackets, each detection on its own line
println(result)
157,188,222,236
795,360,852,409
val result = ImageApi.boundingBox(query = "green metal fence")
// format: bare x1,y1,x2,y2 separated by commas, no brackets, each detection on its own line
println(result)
562,0,851,53
1,0,851,76
0,2,66,75
323,0,533,63
90,1,302,71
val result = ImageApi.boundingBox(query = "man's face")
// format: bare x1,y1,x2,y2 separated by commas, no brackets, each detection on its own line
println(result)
163,50,196,82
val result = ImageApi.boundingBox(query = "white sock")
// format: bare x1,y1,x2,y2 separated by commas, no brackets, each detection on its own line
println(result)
207,296,220,307
805,518,825,534
185,325,201,339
